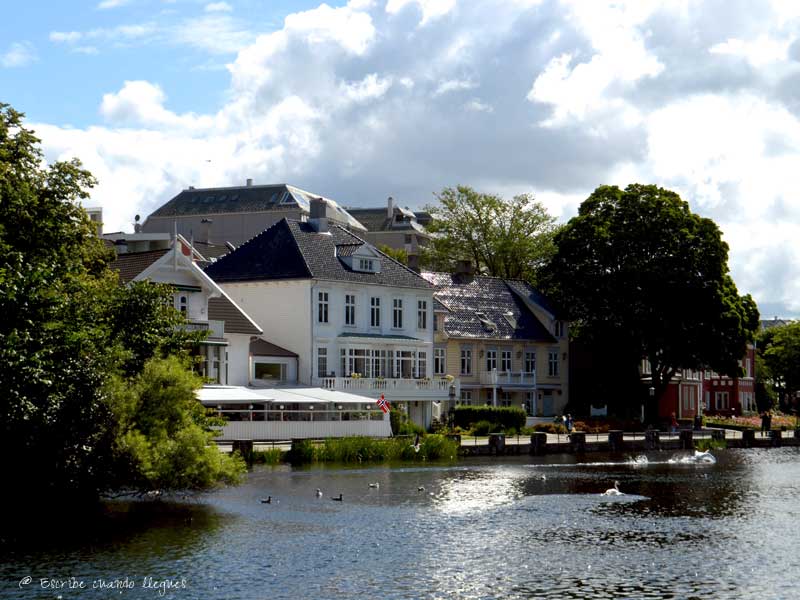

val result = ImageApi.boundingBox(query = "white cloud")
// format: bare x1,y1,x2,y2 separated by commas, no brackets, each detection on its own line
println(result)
709,35,791,67
205,2,233,12
98,0,131,9
385,0,456,26
27,0,800,317
1,41,37,68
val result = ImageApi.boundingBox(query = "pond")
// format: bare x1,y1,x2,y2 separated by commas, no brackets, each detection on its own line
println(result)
2,447,799,599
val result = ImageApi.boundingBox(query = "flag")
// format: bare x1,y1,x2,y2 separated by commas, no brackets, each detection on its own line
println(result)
377,394,391,414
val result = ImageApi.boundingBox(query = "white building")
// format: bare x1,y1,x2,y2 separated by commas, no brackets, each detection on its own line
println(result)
205,201,456,429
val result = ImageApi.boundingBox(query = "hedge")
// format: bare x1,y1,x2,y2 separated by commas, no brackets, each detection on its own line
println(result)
453,406,526,431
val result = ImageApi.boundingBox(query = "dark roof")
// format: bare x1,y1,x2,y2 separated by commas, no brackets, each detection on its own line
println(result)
433,298,450,312
760,318,797,331
414,211,432,226
504,280,561,318
109,249,169,283
250,337,298,357
192,240,231,260
346,208,429,234
148,184,302,218
208,297,261,335
422,272,556,342
205,219,432,289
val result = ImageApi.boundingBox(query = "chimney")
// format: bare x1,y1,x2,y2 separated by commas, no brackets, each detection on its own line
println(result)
407,253,420,273
200,218,213,244
188,185,195,190
455,259,475,277
309,197,328,233
387,196,395,219
246,178,253,187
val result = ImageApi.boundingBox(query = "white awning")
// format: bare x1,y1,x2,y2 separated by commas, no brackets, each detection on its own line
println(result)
197,385,377,406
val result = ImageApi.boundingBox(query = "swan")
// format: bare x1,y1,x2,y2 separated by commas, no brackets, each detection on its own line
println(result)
368,482,380,488
261,496,273,504
602,481,623,496
539,474,547,481
693,450,716,464
412,433,421,453
315,488,323,498
331,493,343,501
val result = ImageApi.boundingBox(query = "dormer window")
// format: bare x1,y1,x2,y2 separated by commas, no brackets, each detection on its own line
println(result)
475,311,497,333
359,258,375,272
503,311,517,329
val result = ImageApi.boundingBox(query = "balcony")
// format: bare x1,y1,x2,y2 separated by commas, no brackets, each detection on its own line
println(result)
478,371,538,387
314,377,457,401
185,319,225,340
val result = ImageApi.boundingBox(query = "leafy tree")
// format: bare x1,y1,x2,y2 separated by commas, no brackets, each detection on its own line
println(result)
758,322,800,413
0,103,242,507
542,184,759,415
422,185,559,281
379,244,408,265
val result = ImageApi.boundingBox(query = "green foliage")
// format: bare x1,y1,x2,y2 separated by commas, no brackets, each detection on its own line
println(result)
758,322,800,411
390,407,425,436
531,422,568,434
252,449,284,465
379,244,408,265
421,185,560,282
470,420,496,436
452,405,526,431
0,104,239,505
542,184,759,412
287,435,459,464
695,438,727,452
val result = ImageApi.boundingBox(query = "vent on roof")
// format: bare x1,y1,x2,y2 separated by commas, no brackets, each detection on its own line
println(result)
475,311,497,332
503,311,517,329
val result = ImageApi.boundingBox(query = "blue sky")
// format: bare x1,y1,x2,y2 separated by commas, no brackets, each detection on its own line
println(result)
2,0,800,318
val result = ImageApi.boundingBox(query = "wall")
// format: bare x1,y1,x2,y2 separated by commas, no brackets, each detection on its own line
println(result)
221,280,313,382
226,333,252,386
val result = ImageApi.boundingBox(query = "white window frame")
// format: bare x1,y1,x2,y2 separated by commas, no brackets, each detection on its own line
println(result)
317,347,328,378
417,300,428,330
370,297,381,328
393,298,403,329
460,348,472,376
500,349,512,373
486,349,497,372
345,294,356,326
318,291,329,323
434,348,446,376
548,351,559,377
525,351,536,374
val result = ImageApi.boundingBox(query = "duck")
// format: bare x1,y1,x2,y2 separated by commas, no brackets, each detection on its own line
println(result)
602,481,623,496
417,486,426,492
539,474,547,481
412,433,421,453
368,482,380,489
315,488,323,498
261,496,273,504
331,493,343,501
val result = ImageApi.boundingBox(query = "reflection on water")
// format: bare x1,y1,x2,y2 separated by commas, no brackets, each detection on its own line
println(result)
2,448,799,599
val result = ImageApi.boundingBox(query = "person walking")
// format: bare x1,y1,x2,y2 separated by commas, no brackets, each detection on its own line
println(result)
760,411,769,434
566,414,574,434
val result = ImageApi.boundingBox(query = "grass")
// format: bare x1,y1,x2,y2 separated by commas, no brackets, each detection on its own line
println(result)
251,449,284,465
288,435,459,465
695,438,727,452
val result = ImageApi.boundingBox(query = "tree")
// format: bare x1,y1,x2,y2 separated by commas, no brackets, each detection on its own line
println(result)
0,103,243,507
542,184,759,415
758,322,800,413
378,244,408,265
422,185,559,281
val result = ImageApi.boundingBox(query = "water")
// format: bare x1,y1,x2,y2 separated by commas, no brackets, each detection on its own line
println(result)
2,448,800,599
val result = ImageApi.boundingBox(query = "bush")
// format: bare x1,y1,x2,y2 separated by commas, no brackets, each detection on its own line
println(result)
469,420,496,436
453,406,526,431
531,423,567,434
252,449,284,465
288,435,459,464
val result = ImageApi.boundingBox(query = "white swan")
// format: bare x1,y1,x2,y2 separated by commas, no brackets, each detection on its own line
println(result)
368,482,380,488
692,450,716,464
315,488,323,498
602,481,623,496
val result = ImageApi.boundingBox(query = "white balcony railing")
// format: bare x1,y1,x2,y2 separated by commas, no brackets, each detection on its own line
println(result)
478,370,537,387
314,377,456,400
186,319,225,339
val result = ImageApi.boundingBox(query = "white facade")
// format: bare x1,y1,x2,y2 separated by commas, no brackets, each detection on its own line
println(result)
222,278,449,429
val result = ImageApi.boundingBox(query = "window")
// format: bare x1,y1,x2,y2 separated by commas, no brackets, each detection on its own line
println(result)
318,291,329,323
417,351,427,378
417,300,427,329
433,313,439,331
404,234,412,244
460,390,473,405
554,321,565,337
317,348,328,378
715,391,730,410
548,351,559,377
460,348,472,375
501,350,512,373
486,349,497,372
525,351,536,374
434,348,446,375
500,391,513,407
370,297,381,327
359,258,374,271
345,294,356,326
393,298,403,328
175,294,188,315
255,362,286,382
682,386,696,411
745,358,751,377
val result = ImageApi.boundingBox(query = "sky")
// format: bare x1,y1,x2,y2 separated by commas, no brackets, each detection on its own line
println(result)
2,0,799,319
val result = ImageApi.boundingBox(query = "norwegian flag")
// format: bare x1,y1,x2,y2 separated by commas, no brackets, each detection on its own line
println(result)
377,394,391,414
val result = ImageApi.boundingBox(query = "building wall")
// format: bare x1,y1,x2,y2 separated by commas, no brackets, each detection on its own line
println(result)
221,280,312,382
226,332,253,386
142,209,303,247
362,230,427,255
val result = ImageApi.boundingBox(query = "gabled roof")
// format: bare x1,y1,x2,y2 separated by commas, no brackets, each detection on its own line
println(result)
504,280,561,319
208,297,261,335
346,207,429,235
422,272,555,342
205,219,432,289
146,183,365,230
110,249,170,283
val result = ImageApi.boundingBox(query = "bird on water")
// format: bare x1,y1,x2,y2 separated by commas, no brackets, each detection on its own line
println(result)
602,481,623,496
331,493,343,501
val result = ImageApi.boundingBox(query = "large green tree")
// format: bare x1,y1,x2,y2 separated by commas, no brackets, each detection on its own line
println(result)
542,184,759,413
0,103,243,507
757,322,800,413
422,185,559,281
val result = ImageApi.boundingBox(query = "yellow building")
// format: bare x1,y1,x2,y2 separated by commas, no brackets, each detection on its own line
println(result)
423,267,569,418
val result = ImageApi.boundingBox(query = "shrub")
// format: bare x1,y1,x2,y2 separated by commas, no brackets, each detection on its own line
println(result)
695,438,727,452
532,423,567,434
251,449,284,465
453,406,526,431
469,420,496,436
287,440,316,465
291,435,459,464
